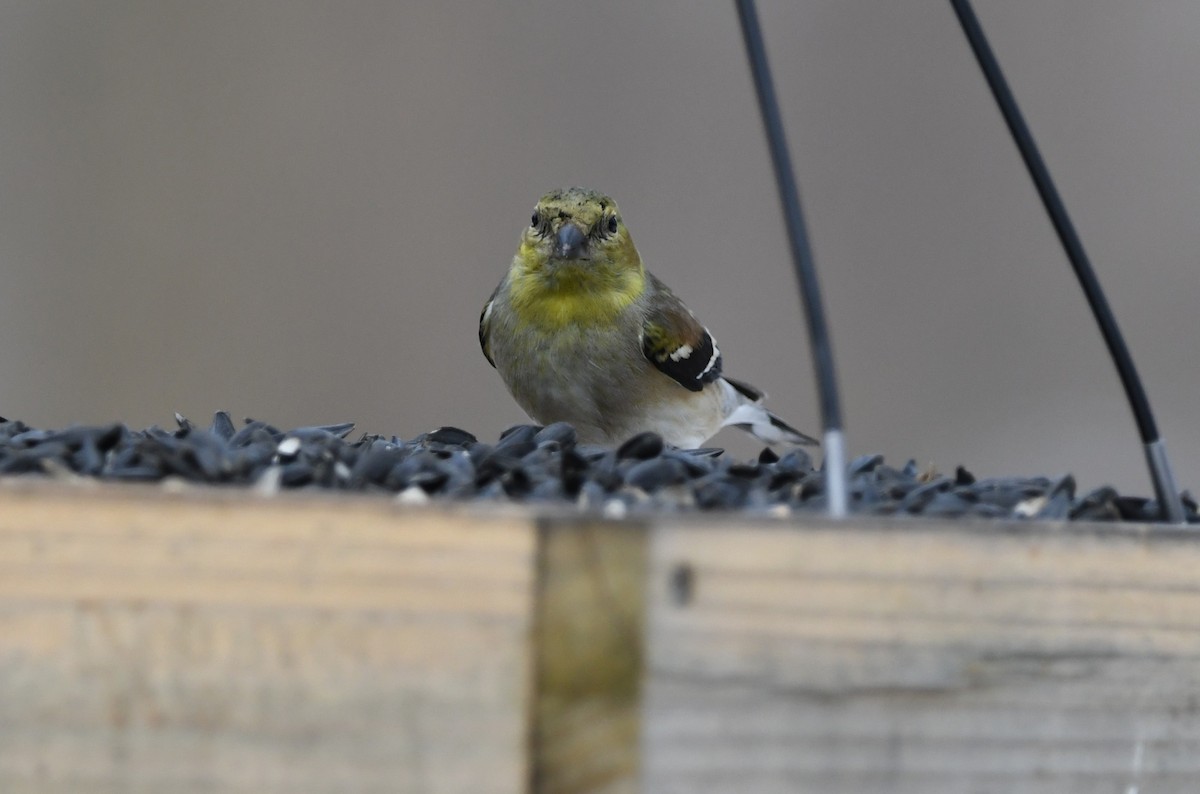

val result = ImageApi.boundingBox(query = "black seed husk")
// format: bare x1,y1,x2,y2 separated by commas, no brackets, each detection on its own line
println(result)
0,414,1189,524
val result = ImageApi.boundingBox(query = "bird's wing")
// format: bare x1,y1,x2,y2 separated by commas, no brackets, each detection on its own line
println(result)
722,375,765,403
479,286,498,368
640,274,722,393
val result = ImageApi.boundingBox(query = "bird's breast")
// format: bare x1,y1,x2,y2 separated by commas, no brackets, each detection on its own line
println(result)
506,265,645,331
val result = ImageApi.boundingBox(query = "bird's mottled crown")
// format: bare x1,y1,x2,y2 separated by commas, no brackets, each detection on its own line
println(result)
535,187,617,228
539,186,612,206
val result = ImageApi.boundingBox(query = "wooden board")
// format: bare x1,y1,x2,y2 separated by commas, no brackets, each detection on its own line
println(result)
2,481,1199,793
530,518,648,794
0,484,536,794
642,519,1200,793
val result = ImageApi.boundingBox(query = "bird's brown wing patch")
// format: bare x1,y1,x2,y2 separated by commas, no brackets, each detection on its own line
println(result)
641,274,722,392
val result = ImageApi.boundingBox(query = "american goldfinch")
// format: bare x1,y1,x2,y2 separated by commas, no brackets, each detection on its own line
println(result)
479,187,817,449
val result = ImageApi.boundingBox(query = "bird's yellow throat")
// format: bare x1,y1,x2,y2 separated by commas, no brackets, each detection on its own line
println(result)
507,249,645,330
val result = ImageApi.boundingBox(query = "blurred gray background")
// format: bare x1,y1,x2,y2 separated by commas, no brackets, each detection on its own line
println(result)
1,0,1196,494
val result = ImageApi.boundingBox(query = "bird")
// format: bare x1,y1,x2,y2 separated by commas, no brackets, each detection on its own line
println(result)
479,187,817,450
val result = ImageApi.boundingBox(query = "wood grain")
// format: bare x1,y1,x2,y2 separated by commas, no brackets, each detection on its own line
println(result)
4,481,1198,793
642,519,1200,794
531,519,648,794
0,485,536,794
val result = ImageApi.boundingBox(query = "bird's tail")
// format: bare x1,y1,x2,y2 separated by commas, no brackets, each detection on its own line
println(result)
720,377,819,447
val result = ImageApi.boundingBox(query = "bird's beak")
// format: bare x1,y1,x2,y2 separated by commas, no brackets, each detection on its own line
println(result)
554,223,588,260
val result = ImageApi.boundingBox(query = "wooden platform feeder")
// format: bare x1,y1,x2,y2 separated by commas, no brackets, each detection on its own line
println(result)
1,481,1196,793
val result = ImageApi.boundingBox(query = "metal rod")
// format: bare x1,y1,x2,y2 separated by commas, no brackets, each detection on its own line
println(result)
823,429,848,518
949,0,1186,524
734,0,848,518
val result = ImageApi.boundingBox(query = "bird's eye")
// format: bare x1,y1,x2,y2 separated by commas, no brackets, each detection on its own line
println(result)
530,212,540,229
606,216,619,234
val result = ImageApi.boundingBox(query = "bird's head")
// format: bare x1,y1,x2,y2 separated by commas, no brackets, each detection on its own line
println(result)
513,188,645,293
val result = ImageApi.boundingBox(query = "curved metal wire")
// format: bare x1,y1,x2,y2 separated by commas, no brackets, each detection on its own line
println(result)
949,0,1186,523
734,0,847,518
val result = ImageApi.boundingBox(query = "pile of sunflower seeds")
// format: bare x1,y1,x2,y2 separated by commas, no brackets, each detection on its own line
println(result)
0,412,1192,523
